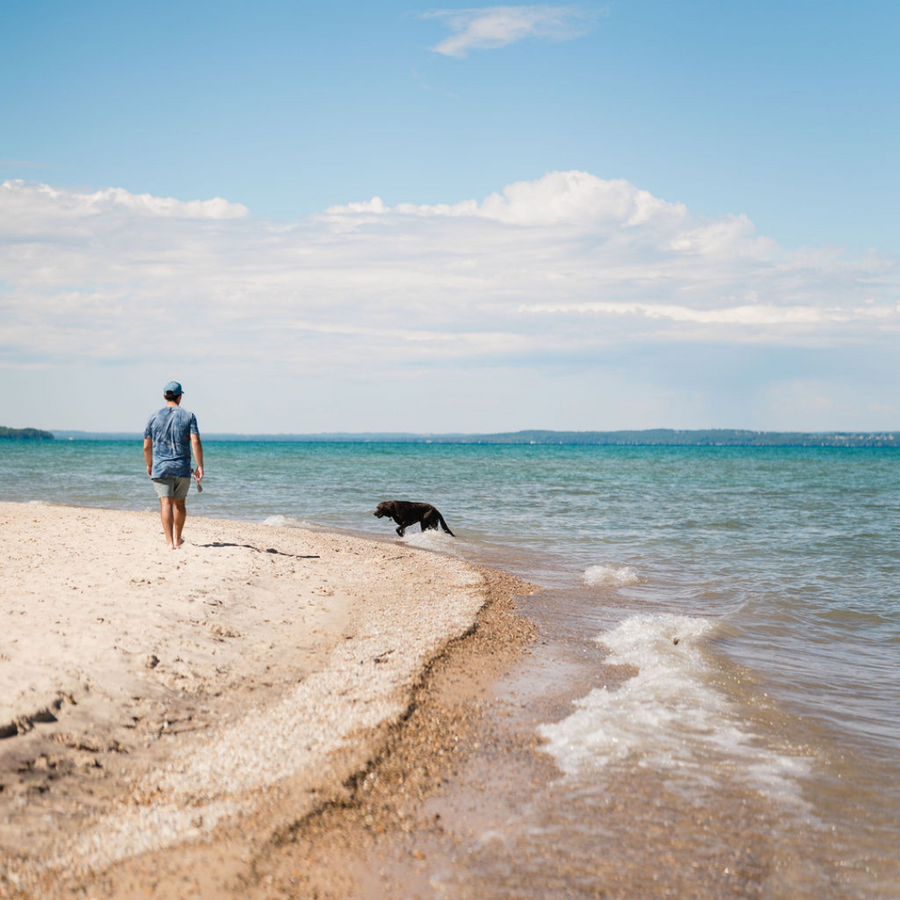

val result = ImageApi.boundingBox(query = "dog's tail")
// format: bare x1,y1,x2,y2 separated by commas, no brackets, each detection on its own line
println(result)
438,514,455,537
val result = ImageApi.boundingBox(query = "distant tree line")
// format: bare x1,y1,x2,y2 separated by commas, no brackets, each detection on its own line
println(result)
193,428,900,447
38,428,900,447
460,429,900,448
0,426,55,440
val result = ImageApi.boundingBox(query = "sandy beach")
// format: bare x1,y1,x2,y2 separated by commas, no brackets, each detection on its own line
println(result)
0,502,535,899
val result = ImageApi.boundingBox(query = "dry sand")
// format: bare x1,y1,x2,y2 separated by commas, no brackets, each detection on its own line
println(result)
0,502,536,898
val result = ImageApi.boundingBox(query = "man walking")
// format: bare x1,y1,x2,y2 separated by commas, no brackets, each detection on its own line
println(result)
143,381,203,550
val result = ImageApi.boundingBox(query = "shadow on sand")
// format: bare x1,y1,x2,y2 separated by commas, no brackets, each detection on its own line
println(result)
193,541,319,559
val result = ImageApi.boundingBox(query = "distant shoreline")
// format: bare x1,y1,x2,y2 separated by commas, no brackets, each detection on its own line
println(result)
0,426,54,441
40,427,900,448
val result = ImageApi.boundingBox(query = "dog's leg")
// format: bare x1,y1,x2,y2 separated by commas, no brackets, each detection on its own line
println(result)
396,525,406,536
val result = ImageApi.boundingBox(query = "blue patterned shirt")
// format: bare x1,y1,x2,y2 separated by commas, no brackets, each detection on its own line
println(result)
144,407,199,478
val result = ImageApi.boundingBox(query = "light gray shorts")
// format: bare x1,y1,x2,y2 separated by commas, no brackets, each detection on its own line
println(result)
152,477,191,500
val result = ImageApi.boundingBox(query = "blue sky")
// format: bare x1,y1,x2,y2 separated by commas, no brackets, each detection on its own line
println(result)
1,1,898,433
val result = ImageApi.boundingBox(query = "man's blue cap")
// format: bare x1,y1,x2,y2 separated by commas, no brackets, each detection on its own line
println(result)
163,381,183,396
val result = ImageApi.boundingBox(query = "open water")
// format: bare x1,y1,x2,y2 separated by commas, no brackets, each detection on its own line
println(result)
2,439,898,897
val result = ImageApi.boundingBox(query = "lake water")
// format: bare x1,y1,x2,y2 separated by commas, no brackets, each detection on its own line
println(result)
2,439,898,897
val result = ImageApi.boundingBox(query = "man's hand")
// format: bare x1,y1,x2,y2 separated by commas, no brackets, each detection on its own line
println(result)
191,434,203,484
143,437,153,477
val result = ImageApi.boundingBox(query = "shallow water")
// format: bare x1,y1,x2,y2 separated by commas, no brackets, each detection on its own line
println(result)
2,439,898,896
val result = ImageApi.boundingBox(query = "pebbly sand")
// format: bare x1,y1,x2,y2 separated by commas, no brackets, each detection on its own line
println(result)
0,502,536,899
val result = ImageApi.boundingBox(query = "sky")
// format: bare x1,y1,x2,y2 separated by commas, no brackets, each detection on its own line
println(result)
1,0,898,434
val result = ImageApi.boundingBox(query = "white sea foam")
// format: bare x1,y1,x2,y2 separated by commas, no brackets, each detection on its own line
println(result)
401,529,459,552
261,514,316,529
582,564,640,587
539,614,810,803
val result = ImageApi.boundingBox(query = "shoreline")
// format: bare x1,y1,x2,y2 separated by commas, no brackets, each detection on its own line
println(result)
0,502,537,898
245,567,549,899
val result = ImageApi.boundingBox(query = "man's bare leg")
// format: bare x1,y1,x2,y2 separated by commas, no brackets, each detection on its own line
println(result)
173,499,187,548
159,497,176,549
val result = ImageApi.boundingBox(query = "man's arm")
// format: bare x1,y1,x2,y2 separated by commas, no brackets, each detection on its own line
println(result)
191,433,203,482
143,437,153,476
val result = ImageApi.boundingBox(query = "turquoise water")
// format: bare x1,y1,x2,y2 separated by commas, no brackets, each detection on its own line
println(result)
2,440,899,896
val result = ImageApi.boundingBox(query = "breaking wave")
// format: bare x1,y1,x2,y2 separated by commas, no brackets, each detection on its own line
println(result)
401,529,459,552
261,514,317,529
538,614,810,803
582,564,640,587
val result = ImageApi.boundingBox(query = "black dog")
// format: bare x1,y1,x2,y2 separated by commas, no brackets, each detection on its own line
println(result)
374,500,455,537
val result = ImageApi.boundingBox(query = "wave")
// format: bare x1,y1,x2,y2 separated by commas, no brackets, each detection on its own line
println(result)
582,564,640,587
261,514,317,529
401,530,459,552
538,613,810,803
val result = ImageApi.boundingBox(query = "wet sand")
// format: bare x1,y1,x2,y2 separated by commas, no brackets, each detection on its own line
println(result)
0,502,536,899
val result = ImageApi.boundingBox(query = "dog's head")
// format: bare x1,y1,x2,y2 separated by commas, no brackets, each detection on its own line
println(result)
373,501,395,519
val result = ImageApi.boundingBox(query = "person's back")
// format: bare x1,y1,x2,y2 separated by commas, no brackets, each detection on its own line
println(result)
143,381,203,549
145,405,196,478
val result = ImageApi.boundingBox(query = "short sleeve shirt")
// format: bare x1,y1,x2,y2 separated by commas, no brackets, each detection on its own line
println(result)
144,407,199,478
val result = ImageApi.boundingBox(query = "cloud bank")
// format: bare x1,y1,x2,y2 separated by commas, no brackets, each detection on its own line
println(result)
425,5,594,57
1,172,897,430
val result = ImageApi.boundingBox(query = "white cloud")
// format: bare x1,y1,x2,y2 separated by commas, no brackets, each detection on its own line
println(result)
0,172,897,430
0,180,248,232
325,171,685,228
522,301,842,325
425,5,595,58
